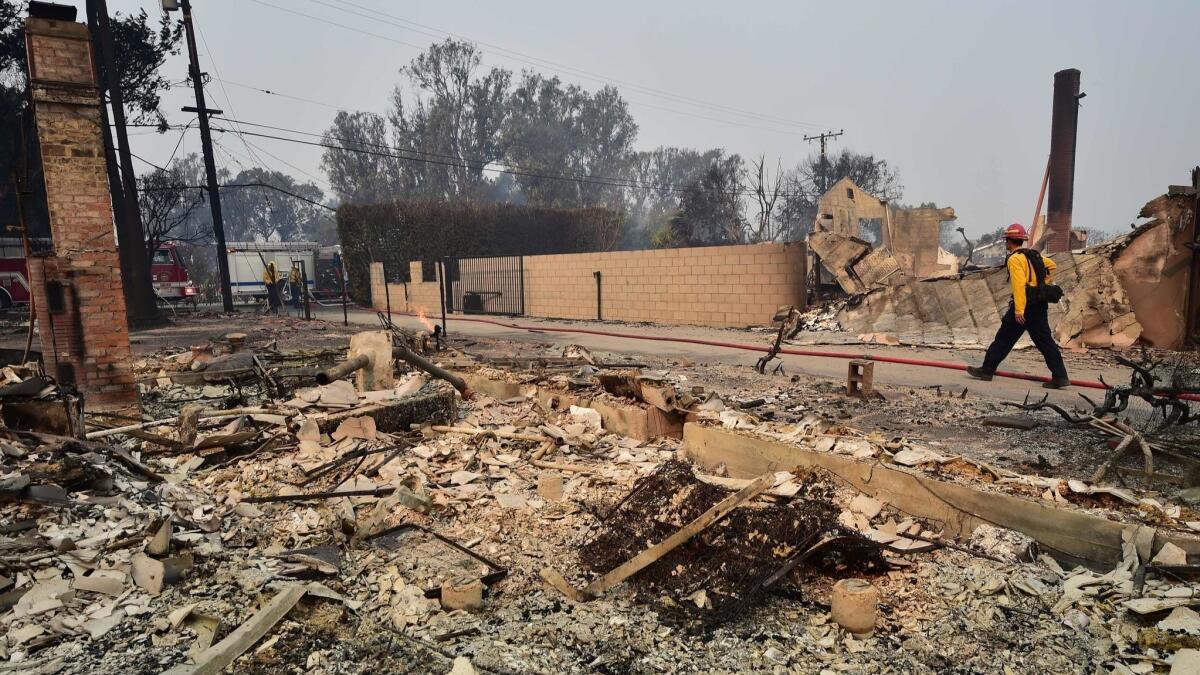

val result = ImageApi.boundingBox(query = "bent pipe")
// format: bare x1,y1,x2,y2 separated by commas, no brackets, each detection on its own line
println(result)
392,345,472,399
314,348,471,399
376,310,1200,402
316,354,370,385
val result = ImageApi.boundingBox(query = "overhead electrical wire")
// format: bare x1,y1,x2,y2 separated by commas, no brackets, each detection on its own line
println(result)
246,0,834,136
196,22,273,172
216,78,352,112
208,121,811,199
123,117,813,200
322,0,830,132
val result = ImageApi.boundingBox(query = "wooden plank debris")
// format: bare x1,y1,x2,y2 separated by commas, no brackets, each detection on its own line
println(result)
543,472,772,601
161,584,308,675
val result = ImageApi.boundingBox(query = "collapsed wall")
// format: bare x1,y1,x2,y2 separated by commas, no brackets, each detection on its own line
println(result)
828,193,1194,350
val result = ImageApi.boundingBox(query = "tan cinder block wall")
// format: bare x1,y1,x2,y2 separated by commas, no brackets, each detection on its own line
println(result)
371,243,807,328
524,242,806,327
25,16,137,410
368,262,385,304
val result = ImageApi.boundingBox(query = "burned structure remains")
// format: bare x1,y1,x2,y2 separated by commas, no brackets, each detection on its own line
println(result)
2,6,1200,675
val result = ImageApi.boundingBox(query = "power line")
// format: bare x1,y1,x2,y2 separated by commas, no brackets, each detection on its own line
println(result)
210,115,783,197
247,0,831,136
139,181,337,212
216,78,352,112
209,121,810,199
247,0,424,50
128,117,816,200
196,23,273,172
316,0,832,131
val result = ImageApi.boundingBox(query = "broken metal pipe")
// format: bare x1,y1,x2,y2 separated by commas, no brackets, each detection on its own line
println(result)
315,354,371,385
392,345,472,399
314,347,471,398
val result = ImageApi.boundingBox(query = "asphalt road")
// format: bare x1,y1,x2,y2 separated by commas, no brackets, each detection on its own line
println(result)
314,306,1129,406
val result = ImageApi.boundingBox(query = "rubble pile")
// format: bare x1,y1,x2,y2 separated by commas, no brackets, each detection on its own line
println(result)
0,326,1198,673
580,459,884,620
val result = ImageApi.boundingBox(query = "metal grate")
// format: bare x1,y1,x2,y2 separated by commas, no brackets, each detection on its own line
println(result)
442,255,524,316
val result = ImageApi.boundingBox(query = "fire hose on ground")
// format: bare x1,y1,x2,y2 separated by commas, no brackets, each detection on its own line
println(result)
373,310,1200,402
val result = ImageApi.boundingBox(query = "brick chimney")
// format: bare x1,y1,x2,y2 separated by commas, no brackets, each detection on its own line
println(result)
24,8,138,410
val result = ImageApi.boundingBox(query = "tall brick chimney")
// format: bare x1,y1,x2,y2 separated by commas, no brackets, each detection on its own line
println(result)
24,6,138,410
1044,68,1081,254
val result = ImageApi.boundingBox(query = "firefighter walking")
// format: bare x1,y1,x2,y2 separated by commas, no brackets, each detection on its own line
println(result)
288,263,302,312
966,223,1070,389
263,261,282,314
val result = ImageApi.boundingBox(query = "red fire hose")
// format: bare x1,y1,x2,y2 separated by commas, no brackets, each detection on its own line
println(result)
388,310,1200,401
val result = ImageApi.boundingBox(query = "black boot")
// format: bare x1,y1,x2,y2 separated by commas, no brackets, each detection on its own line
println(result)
966,366,993,381
1042,377,1070,389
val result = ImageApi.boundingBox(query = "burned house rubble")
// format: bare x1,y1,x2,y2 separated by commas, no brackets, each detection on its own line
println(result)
806,190,1196,351
1,312,1200,674
4,6,1200,674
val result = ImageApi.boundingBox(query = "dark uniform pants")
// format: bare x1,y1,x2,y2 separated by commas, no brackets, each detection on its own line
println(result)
981,300,1068,379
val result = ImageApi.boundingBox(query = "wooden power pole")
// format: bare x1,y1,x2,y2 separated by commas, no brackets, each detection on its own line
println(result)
803,130,844,194
173,0,234,312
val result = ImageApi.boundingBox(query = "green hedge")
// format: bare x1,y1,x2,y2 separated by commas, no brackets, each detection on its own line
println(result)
337,200,622,304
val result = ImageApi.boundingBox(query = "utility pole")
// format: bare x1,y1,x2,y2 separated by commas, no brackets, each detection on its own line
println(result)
171,0,233,312
803,129,844,194
803,130,842,306
88,0,159,326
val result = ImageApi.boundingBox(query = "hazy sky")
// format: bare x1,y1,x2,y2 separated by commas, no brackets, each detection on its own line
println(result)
88,0,1200,237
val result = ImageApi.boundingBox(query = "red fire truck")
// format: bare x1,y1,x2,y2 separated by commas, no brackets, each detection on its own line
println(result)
149,242,199,305
0,238,197,308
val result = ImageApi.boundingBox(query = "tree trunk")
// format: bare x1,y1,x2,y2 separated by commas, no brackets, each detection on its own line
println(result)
87,0,160,327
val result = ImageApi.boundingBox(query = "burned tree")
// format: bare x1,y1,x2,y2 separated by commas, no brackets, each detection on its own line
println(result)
1016,350,1200,484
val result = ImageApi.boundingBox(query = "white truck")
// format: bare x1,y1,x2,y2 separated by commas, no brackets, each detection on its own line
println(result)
225,241,318,304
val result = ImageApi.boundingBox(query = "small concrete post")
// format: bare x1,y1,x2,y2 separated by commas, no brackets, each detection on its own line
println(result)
847,360,874,398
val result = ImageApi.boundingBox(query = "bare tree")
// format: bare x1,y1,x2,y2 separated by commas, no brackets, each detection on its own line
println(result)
138,166,206,262
743,154,786,243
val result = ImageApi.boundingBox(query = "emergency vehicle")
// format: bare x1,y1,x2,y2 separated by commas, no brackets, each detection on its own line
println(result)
0,238,197,308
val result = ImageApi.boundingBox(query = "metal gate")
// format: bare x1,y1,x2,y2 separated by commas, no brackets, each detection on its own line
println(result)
441,255,524,316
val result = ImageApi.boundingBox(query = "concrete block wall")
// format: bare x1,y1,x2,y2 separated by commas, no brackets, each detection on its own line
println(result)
374,243,807,328
25,16,136,409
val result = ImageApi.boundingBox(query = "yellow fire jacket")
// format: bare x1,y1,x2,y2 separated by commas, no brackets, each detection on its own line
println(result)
1007,250,1057,315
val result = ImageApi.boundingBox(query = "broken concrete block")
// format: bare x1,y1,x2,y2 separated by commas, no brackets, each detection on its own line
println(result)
1172,649,1200,675
297,419,320,443
848,494,883,520
1152,542,1189,566
538,473,564,502
132,553,165,595
331,416,377,441
146,517,172,556
494,493,527,509
72,571,126,597
10,623,46,644
85,608,126,639
348,330,395,393
440,577,484,611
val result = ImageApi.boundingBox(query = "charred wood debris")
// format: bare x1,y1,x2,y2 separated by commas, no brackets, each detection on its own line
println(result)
0,317,1198,673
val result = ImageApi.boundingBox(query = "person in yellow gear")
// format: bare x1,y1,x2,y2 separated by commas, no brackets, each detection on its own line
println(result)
966,223,1069,388
288,263,302,310
263,261,281,314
